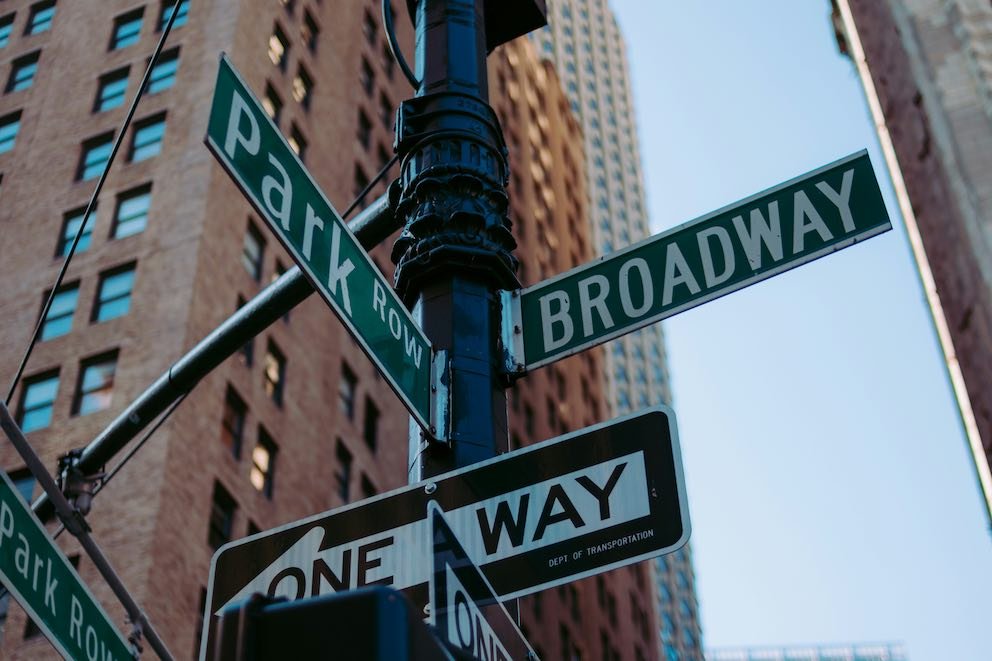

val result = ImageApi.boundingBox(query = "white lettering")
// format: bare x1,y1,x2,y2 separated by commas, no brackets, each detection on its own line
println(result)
388,308,402,340
262,154,293,231
44,558,58,616
661,243,701,306
86,624,98,661
732,203,783,270
327,224,355,316
618,258,654,317
696,226,736,288
793,190,833,253
223,91,260,159
404,326,424,369
0,502,13,547
815,168,856,232
538,291,573,353
15,533,29,579
70,595,84,647
372,280,387,322
302,204,324,260
577,275,613,338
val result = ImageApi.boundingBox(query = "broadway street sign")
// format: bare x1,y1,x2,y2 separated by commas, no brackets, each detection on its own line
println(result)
0,470,132,660
428,502,535,661
202,407,687,655
205,55,434,431
506,150,891,371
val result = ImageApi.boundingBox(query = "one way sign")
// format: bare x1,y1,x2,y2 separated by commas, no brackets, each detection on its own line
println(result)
200,407,688,658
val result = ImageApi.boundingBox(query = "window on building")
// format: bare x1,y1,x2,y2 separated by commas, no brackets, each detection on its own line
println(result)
378,92,393,130
362,396,380,451
262,83,282,122
236,296,254,366
129,113,165,162
159,0,189,30
112,184,151,238
208,482,236,550
73,351,118,416
377,143,391,170
339,362,356,420
360,474,377,500
93,263,136,322
288,124,306,160
220,385,246,459
357,109,371,149
335,440,352,502
94,67,129,111
8,468,35,504
26,1,56,35
301,10,318,51
360,57,374,96
250,427,277,498
0,14,14,48
292,64,313,109
77,132,114,180
16,371,59,433
57,206,93,257
111,9,144,50
268,23,289,71
0,110,20,155
241,220,265,280
263,341,285,406
147,47,179,93
6,51,40,93
40,282,78,340
362,9,377,44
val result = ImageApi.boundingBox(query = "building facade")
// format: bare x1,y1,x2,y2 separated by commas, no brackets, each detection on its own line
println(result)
492,36,660,661
532,1,704,658
833,0,992,528
0,0,657,658
707,642,908,661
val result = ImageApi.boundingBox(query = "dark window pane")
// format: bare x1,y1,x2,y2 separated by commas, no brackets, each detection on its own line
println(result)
26,2,56,35
221,386,246,459
17,371,59,433
94,264,136,322
40,283,79,340
208,482,236,550
112,9,144,50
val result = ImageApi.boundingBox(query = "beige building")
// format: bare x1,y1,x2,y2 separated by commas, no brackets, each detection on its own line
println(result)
833,0,992,527
492,37,660,661
0,0,658,658
532,1,703,658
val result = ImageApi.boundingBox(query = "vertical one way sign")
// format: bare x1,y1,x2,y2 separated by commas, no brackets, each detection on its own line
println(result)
0,471,132,660
205,55,434,431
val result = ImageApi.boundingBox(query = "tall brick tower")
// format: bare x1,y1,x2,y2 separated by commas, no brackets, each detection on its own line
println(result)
0,1,659,658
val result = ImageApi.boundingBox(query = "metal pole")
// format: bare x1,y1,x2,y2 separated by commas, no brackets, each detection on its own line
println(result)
0,402,174,660
31,193,400,523
393,0,519,480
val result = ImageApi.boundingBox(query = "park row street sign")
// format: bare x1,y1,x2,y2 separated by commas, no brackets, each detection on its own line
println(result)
505,150,892,372
202,407,688,657
428,502,535,661
0,469,132,660
205,55,435,432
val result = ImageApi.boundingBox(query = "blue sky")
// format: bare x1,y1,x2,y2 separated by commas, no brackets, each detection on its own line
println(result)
609,1,992,659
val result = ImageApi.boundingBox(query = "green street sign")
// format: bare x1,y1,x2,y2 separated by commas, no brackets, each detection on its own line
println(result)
205,55,433,431
508,150,891,371
0,470,132,660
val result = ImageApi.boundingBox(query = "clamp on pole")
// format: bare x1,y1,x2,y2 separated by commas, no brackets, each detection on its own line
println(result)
57,448,105,518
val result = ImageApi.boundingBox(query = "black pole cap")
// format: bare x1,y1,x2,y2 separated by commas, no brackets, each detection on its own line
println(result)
406,0,548,52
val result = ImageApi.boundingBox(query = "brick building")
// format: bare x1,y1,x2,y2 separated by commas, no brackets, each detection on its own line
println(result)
833,0,992,527
0,0,658,659
492,37,660,661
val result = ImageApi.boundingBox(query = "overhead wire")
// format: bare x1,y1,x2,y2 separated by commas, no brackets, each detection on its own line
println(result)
382,0,420,90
